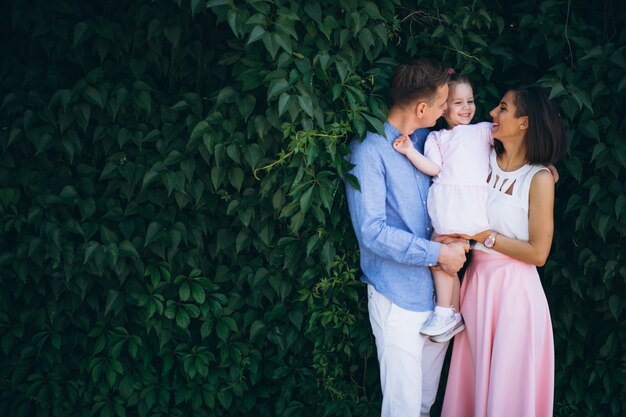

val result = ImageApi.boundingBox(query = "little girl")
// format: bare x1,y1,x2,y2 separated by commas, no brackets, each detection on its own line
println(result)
393,74,492,341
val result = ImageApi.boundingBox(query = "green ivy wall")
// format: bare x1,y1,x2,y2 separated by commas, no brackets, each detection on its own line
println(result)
0,0,624,416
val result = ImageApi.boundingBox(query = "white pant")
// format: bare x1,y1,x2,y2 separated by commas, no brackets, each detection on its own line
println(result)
368,285,449,417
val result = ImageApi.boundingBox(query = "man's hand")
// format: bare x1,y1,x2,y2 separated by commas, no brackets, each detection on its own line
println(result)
436,240,467,275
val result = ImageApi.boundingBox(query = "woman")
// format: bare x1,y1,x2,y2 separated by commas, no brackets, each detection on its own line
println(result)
441,85,567,417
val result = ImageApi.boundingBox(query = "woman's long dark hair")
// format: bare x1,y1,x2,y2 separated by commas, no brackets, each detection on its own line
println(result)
494,85,568,165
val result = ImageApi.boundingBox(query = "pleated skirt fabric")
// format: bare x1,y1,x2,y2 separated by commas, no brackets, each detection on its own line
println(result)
441,250,554,417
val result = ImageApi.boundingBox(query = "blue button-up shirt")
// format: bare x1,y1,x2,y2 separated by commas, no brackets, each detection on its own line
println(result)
345,121,441,312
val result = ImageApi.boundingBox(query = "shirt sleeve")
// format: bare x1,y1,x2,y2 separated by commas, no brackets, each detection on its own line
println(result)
424,131,443,170
345,140,441,267
477,121,494,146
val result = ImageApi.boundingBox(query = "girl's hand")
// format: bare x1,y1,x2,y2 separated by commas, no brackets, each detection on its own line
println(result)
392,135,412,155
453,231,491,243
547,163,559,183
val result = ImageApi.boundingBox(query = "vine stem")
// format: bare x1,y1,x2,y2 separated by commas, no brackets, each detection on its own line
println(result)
253,150,294,180
564,0,574,67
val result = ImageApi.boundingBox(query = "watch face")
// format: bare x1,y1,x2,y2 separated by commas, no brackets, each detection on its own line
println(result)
485,238,494,248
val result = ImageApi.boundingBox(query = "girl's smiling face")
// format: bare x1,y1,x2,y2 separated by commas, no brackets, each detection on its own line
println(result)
444,82,476,128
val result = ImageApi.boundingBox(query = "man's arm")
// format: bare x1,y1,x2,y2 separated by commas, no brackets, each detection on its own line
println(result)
345,141,459,267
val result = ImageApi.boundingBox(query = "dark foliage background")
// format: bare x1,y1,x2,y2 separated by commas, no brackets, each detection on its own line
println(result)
0,0,624,416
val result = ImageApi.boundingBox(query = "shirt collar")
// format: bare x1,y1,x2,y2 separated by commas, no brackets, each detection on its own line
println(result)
384,121,402,142
384,121,422,144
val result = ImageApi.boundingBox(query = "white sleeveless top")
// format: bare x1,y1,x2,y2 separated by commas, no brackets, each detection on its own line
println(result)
475,150,550,253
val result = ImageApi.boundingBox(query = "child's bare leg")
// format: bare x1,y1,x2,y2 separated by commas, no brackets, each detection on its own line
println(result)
451,272,460,311
432,268,454,307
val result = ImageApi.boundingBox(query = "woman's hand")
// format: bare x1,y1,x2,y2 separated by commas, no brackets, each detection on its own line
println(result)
433,234,471,253
450,230,491,243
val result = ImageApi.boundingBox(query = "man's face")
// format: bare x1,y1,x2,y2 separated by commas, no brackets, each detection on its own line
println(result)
421,84,449,127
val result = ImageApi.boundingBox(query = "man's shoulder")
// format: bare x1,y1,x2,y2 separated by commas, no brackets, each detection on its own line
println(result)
411,127,430,137
426,128,446,141
350,131,388,152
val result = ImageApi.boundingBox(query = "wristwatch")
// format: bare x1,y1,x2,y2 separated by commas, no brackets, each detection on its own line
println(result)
484,231,498,248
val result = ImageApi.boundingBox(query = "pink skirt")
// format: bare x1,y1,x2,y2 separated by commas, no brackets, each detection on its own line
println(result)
441,251,554,417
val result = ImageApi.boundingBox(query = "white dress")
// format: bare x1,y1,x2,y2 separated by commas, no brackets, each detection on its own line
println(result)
424,122,492,235
474,149,551,252
441,150,555,417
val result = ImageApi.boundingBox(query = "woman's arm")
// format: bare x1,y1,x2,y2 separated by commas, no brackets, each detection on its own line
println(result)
393,135,441,176
467,170,555,266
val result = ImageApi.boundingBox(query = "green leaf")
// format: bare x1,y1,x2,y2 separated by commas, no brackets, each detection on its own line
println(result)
83,241,100,263
144,222,162,246
615,195,626,219
73,22,90,48
191,121,210,142
176,309,190,328
237,95,256,120
273,32,292,54
362,112,385,136
206,0,231,7
217,389,232,410
190,282,206,304
335,59,348,83
358,28,374,51
179,282,190,301
119,240,139,260
216,320,230,342
191,0,203,16
363,2,382,19
163,24,181,47
304,2,321,24
94,335,105,355
262,32,280,60
563,157,582,182
278,93,292,116
217,86,236,104
268,79,288,100
597,214,611,240
297,94,313,117
248,26,265,44
137,91,152,114
299,185,314,213
228,167,244,191
104,290,121,316
83,86,104,108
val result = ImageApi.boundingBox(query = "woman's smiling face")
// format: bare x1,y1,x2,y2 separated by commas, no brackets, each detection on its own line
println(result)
489,90,527,140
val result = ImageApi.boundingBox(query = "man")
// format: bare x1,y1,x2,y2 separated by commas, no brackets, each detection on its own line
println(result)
345,58,468,417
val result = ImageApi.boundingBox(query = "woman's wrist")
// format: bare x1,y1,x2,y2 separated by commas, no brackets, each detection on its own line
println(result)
483,231,498,248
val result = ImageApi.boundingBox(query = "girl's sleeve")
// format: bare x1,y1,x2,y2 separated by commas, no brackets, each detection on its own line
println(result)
478,121,494,146
424,131,443,169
